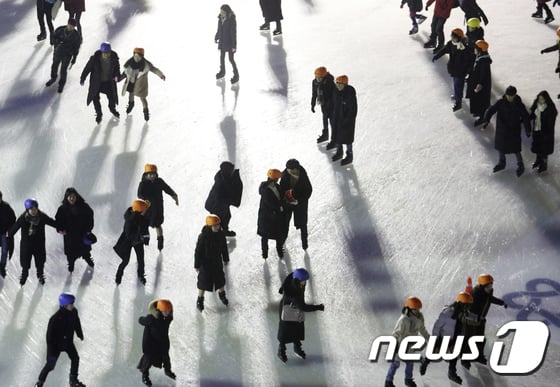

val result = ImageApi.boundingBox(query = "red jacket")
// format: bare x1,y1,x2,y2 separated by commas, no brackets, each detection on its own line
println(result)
426,0,455,19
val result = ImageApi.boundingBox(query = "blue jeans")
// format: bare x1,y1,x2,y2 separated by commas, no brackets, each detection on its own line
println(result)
386,360,414,381
0,234,8,268
452,76,465,106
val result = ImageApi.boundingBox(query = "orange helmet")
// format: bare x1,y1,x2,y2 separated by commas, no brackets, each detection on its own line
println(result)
132,199,149,213
456,292,473,304
206,214,221,226
157,299,173,312
314,66,327,78
134,47,145,56
335,75,348,85
144,163,157,173
556,27,560,38
404,296,422,310
267,169,282,180
475,40,489,52
477,273,494,286
285,189,295,201
451,28,464,38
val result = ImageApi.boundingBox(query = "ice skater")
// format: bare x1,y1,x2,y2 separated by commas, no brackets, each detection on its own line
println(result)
215,4,239,84
259,0,283,35
45,18,82,93
466,40,492,126
0,191,16,278
257,169,286,258
311,66,336,144
529,90,557,173
532,0,556,24
331,75,358,166
400,0,427,35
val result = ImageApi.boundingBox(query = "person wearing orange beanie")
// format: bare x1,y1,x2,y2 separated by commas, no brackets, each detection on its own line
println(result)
331,75,358,166
257,169,286,258
311,67,336,144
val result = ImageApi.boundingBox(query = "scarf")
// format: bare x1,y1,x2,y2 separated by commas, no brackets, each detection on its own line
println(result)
451,40,466,51
534,103,547,132
316,81,324,105
268,183,281,200
25,212,41,236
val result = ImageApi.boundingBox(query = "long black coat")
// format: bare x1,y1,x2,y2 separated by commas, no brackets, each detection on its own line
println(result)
80,50,121,106
260,0,283,22
8,211,56,258
257,181,284,240
484,95,530,154
52,25,81,59
194,226,229,291
332,85,358,145
470,285,505,320
46,307,84,352
205,169,243,227
311,72,336,116
277,273,322,343
466,53,492,117
215,14,237,52
0,201,16,259
279,166,312,229
137,173,177,228
113,208,149,260
55,199,94,259
433,39,472,78
530,102,557,155
138,301,172,368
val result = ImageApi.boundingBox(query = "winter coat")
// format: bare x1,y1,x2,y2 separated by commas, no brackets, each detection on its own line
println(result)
530,101,557,155
257,180,284,240
138,300,173,367
466,27,484,49
215,13,237,52
64,0,85,13
80,50,121,106
466,52,491,117
194,226,229,291
8,210,56,257
431,303,477,338
433,38,472,77
470,285,505,320
205,168,243,223
541,43,560,75
279,166,312,229
121,57,164,98
332,84,358,144
137,173,177,228
52,25,81,59
391,309,430,345
426,0,455,19
311,72,336,116
277,273,323,343
458,0,488,24
55,199,94,259
113,208,149,260
483,95,531,154
260,0,283,22
46,307,84,352
0,201,16,235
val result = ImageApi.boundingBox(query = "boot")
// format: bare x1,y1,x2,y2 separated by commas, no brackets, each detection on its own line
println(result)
157,236,164,251
276,246,284,258
404,378,417,387
219,290,229,306
216,69,225,79
409,25,418,35
316,131,328,143
143,108,150,121
341,151,353,166
424,40,436,48
516,162,525,177
448,370,462,384
332,149,343,162
37,32,47,41
138,273,146,285
325,141,336,150
46,78,57,87
20,271,28,286
164,368,176,379
142,372,152,387
126,100,135,114
384,382,395,387
294,342,306,359
95,112,102,124
196,296,204,312
532,11,543,18
109,108,120,119
115,269,123,285
545,16,555,24
0,265,6,278
259,22,270,31
38,273,45,285
224,229,236,237
538,160,548,173
69,374,86,387
262,248,268,259
35,382,44,387
277,345,287,362
420,357,429,375
493,161,506,173
83,255,95,268
231,73,239,84
68,259,75,273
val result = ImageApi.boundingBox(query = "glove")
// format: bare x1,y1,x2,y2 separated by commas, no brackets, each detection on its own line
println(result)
317,304,325,311
432,57,436,63
143,235,150,245
71,57,76,65
482,15,489,25
160,74,166,81
232,48,236,53
541,50,545,54
215,39,219,44
80,80,84,86
311,105,315,113
113,75,120,82
554,0,559,7
504,303,508,309
400,3,404,8
482,122,489,129
58,230,67,235
425,6,429,11
172,194,179,206
555,67,560,74
78,334,84,341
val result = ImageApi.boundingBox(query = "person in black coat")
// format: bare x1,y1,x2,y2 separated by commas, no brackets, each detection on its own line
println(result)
80,42,121,123
433,28,472,112
279,159,313,251
458,0,488,25
259,0,283,35
465,17,484,66
55,187,95,272
529,90,557,172
215,4,239,84
466,40,491,124
45,18,81,93
482,86,531,177
194,215,230,312
113,200,150,285
137,299,176,386
36,0,55,42
35,293,85,387
7,198,56,285
137,164,178,251
0,191,16,278
533,0,556,24
277,268,324,362
331,75,358,166
311,67,336,144
257,169,285,259
205,161,243,237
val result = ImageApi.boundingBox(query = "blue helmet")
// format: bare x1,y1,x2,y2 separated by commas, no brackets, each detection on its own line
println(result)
100,42,111,53
24,198,38,210
293,268,309,281
59,293,75,307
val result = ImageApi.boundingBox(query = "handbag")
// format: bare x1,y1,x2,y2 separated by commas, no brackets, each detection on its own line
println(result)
281,303,305,322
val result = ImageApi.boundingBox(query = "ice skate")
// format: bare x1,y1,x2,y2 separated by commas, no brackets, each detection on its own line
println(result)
461,360,471,370
164,369,176,379
273,29,282,36
224,229,236,237
448,370,462,384
95,112,102,124
142,372,152,386
532,11,543,18
409,25,418,35
138,274,146,285
276,246,284,258
143,108,150,121
216,69,225,80
332,149,343,162
69,374,86,387
294,343,306,359
316,132,328,143
0,266,6,278
325,141,336,150
404,378,417,387
157,236,164,251
262,248,268,259
38,273,45,285
219,290,229,306
19,272,27,286
538,161,548,173
277,346,287,363
231,73,239,84
84,255,94,268
115,271,123,285
197,296,204,312
424,40,436,48
341,152,353,166
545,16,555,24
126,101,135,114
516,162,525,177
420,357,429,375
416,14,427,24
493,162,506,173
384,381,395,387
46,78,57,87
57,83,64,93
259,23,270,31
109,108,120,119
37,32,47,41
452,102,462,112
68,259,75,273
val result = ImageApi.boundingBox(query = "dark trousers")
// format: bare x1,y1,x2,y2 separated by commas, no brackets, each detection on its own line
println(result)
20,249,46,279
452,76,465,105
537,3,554,18
92,81,117,114
261,237,284,254
116,244,145,278
429,16,447,48
138,353,171,374
0,234,8,269
219,50,238,76
498,151,523,165
36,0,54,35
51,55,72,87
38,345,80,382
320,105,332,135
282,206,308,246
67,11,83,37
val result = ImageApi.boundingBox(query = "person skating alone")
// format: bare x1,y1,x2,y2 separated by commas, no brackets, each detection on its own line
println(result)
532,0,556,24
331,75,358,166
121,48,165,121
423,0,456,52
400,0,427,35
466,40,492,126
0,191,16,278
36,0,55,42
55,187,95,273
529,90,557,172
205,161,243,237
194,215,230,312
34,293,86,387
311,66,336,144
137,299,176,386
137,164,178,251
45,18,82,93
215,4,239,84
257,169,286,259
259,0,283,35
277,268,324,363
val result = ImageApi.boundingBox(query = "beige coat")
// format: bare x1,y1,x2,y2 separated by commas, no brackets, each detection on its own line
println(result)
121,59,164,98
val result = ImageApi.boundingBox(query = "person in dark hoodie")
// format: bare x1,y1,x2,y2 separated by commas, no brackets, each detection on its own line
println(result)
529,90,557,173
80,41,121,124
257,169,285,259
205,161,243,237
466,40,492,126
34,293,85,387
277,268,324,363
137,299,176,387
215,4,239,84
311,66,337,144
331,75,358,166
433,28,472,112
482,86,531,177
8,198,56,285
194,215,230,312
55,187,95,272
0,191,16,278
279,159,313,251
45,18,81,93
137,164,178,251
113,199,150,285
